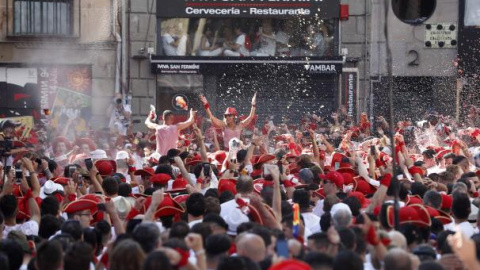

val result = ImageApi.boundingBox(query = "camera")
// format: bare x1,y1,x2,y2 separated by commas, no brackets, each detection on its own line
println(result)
115,98,122,104
0,140,14,156
303,131,310,138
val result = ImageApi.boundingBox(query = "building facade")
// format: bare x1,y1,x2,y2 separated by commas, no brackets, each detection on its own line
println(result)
134,0,462,127
0,0,120,135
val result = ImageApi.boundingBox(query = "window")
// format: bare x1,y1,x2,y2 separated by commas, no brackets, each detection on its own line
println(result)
14,0,73,36
391,0,436,25
159,17,339,57
465,0,480,27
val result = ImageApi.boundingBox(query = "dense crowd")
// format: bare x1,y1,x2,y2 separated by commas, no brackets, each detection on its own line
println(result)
0,93,480,270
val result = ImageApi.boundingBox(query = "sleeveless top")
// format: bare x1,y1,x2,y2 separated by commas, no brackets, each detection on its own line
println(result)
223,125,242,149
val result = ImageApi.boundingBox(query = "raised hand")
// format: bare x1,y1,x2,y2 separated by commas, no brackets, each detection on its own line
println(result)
199,95,208,106
151,188,164,206
251,92,257,106
21,157,34,173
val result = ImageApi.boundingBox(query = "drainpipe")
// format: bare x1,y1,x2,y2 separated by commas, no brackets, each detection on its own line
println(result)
121,0,127,95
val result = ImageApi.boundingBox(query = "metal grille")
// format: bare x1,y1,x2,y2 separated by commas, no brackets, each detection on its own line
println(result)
13,0,73,36
213,66,338,122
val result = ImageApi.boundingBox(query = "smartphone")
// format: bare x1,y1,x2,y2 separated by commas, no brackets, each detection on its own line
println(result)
276,234,289,259
263,164,276,181
203,163,211,177
370,145,376,156
334,162,340,171
66,165,76,178
97,203,107,212
15,166,23,182
85,158,93,171
35,158,42,166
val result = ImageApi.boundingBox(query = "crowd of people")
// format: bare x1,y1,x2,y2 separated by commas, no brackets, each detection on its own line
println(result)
162,18,333,57
0,93,480,270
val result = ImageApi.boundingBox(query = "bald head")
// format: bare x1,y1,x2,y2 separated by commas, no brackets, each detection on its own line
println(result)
388,231,407,250
384,248,412,270
236,233,266,262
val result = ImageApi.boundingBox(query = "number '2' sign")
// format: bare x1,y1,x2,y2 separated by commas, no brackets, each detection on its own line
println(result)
408,50,420,66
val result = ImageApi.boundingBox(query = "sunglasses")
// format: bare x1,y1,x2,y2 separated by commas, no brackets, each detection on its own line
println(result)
225,114,235,118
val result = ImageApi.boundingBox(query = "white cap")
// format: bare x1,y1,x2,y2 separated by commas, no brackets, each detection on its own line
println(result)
113,196,132,219
40,180,64,199
381,146,392,156
116,150,129,160
91,149,107,160
331,202,352,216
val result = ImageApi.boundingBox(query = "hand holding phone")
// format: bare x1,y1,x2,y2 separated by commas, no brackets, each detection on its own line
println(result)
85,158,93,171
370,145,376,156
263,164,276,181
275,234,289,259
68,166,76,178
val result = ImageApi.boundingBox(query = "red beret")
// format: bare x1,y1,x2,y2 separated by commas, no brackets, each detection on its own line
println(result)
53,177,69,186
150,173,172,185
63,198,98,214
387,204,431,228
167,177,188,193
348,191,370,209
252,154,275,165
134,167,155,176
94,160,117,177
185,154,203,166
405,194,423,205
441,194,453,209
324,171,344,189
269,259,311,270
153,193,185,218
218,178,237,195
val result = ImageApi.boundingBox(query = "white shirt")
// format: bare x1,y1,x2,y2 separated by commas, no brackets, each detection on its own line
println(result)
163,33,178,56
427,166,446,175
188,219,202,228
3,220,39,238
445,221,475,238
235,34,250,56
220,199,250,235
313,200,324,218
257,33,276,56
301,212,321,234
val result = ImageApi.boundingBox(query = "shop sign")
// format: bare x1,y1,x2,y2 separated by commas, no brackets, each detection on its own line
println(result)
157,0,340,18
424,23,457,49
341,68,358,119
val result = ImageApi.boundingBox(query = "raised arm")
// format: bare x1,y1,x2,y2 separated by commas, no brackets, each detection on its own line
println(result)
177,109,197,131
173,156,194,186
145,112,159,130
22,158,40,198
193,125,208,162
240,93,257,127
200,95,225,128
309,129,320,165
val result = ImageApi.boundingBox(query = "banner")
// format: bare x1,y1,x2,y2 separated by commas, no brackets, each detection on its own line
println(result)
157,0,340,18
0,65,92,135
341,68,358,120
0,116,34,141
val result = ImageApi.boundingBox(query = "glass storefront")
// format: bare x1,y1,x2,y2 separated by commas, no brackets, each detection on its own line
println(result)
159,17,338,58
